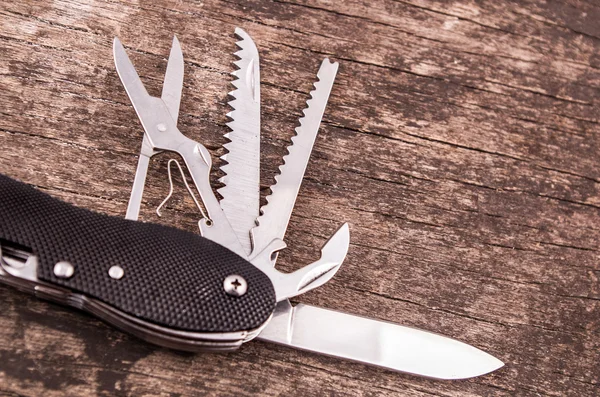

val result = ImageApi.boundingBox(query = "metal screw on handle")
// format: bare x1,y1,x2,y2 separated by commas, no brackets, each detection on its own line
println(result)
54,261,75,278
223,275,247,297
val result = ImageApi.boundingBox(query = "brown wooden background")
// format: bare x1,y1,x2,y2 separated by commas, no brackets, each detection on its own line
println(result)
1,0,599,396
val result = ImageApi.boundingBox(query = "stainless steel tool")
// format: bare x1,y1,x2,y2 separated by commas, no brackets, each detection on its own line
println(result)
0,28,504,379
113,36,348,303
118,29,503,379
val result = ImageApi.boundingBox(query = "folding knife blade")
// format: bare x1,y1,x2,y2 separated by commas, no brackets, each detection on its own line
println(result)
217,28,261,255
258,301,504,379
251,59,339,259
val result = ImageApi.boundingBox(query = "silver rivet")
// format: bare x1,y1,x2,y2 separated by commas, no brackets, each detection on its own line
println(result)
157,123,167,132
108,266,124,280
54,261,74,278
223,275,247,297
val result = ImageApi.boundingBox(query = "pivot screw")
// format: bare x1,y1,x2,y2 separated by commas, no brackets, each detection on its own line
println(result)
157,123,167,132
53,261,74,278
108,266,124,280
223,275,247,297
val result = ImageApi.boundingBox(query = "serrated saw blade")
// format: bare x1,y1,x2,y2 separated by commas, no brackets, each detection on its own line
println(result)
251,59,339,259
217,28,261,255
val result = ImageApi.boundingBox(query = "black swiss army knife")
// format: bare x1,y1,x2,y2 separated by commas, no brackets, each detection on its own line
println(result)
0,29,503,379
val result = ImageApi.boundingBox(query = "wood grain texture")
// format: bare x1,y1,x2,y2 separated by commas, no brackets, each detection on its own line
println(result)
0,0,599,395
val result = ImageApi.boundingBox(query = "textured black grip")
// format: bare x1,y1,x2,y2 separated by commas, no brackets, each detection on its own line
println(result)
0,174,276,333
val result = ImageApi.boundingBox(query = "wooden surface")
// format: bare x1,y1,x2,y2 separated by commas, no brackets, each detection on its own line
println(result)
1,0,599,395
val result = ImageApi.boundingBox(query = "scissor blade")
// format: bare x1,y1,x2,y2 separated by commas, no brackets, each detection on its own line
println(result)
251,59,338,259
114,38,158,221
161,35,184,121
217,28,261,255
113,38,155,118
258,301,504,380
124,36,184,221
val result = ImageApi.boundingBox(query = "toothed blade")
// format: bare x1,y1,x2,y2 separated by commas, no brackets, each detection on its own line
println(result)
217,27,261,255
251,59,339,258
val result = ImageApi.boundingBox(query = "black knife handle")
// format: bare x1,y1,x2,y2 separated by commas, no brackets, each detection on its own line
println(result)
0,174,276,347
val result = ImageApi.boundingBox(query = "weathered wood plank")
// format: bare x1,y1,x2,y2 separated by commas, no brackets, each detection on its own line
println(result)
0,0,599,396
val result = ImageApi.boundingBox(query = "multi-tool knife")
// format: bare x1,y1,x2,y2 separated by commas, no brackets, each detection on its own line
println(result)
0,28,504,380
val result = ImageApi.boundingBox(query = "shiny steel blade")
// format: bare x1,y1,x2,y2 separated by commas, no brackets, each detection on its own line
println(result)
124,36,184,221
125,144,153,221
217,28,261,255
114,38,155,118
251,59,338,258
258,301,504,379
161,36,184,119
114,37,155,220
